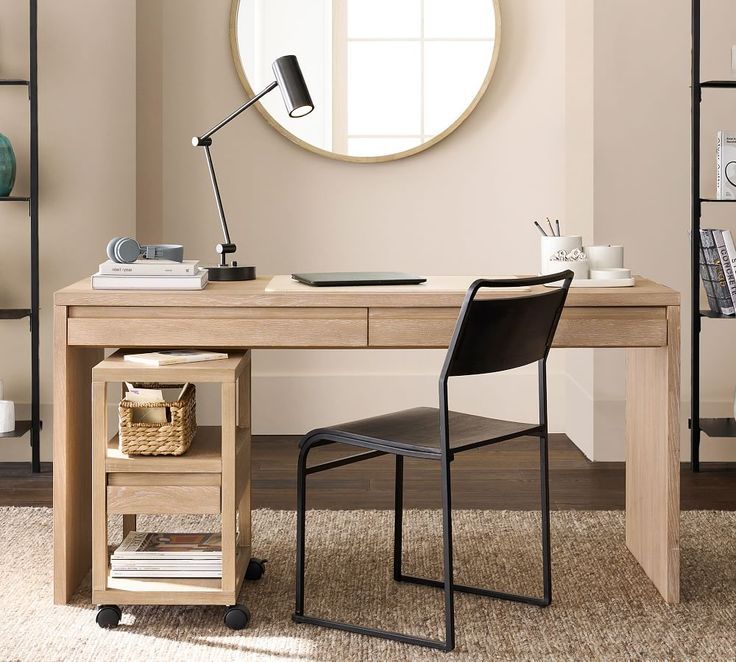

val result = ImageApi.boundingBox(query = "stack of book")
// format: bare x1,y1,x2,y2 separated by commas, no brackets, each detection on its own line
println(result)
92,259,208,290
700,229,736,316
111,532,222,578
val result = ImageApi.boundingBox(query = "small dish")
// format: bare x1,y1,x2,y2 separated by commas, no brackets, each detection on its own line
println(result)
590,268,631,280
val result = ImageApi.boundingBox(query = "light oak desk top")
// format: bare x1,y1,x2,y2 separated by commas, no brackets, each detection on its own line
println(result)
53,275,681,604
56,275,680,308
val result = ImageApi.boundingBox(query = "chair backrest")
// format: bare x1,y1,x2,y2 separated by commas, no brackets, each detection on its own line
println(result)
440,271,574,380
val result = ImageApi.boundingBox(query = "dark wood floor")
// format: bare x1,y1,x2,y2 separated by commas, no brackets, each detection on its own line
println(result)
2,435,735,509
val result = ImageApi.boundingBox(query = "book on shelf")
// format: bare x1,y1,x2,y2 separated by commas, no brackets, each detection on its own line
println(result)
113,532,222,558
110,569,222,578
123,350,228,366
111,532,222,578
91,268,208,290
700,229,736,315
699,244,720,314
717,130,736,200
714,230,736,309
98,259,200,276
721,230,736,290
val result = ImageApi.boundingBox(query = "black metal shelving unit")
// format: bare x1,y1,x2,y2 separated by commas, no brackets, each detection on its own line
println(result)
1,0,40,472
690,0,736,472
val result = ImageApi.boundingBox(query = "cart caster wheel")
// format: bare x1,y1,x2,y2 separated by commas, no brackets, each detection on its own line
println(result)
96,604,122,629
246,558,267,581
224,604,251,630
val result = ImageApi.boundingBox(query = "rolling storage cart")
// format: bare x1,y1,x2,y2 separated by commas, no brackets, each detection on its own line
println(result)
90,350,264,629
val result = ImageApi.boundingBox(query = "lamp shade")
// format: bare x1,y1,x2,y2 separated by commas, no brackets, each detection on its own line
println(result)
272,55,314,118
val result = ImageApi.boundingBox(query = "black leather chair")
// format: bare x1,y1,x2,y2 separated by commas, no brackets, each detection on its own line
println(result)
292,271,574,652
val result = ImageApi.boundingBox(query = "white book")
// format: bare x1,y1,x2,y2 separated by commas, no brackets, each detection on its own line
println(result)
111,562,222,570
91,268,208,290
110,570,222,578
716,131,736,200
123,350,228,367
713,230,736,310
721,230,736,307
98,259,200,276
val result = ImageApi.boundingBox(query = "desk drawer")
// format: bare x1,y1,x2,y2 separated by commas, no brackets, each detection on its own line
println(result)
107,474,221,515
68,307,368,348
369,307,668,348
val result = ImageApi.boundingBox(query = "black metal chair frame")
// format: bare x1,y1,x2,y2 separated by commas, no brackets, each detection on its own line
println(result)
293,272,574,652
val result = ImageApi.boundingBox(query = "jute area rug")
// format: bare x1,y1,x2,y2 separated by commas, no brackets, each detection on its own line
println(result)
1,508,734,661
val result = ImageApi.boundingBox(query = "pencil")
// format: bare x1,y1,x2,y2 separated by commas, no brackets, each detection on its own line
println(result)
546,217,556,237
555,219,561,237
534,221,548,237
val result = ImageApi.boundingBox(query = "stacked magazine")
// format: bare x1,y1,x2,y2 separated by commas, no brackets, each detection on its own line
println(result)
699,229,736,316
111,532,222,578
92,259,208,290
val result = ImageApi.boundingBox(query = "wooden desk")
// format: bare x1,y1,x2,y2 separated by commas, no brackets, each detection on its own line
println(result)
53,276,681,604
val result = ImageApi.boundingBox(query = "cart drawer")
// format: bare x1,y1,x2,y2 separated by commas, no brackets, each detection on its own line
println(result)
107,482,221,515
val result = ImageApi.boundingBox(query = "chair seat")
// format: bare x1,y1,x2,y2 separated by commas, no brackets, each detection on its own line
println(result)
302,407,542,457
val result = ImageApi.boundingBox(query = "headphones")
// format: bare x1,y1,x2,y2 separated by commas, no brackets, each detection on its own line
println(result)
106,237,184,264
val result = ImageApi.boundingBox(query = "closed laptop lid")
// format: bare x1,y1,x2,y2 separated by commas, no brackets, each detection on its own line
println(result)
292,272,427,287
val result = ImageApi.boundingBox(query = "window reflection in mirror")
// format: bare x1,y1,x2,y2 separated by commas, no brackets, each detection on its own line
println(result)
233,0,499,161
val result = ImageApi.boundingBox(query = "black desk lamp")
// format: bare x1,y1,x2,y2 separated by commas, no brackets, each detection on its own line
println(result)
192,55,314,281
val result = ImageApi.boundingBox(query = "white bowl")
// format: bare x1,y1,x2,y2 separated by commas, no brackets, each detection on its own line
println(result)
590,268,631,280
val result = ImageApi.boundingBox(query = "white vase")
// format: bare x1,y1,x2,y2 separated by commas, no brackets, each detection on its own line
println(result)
0,400,14,433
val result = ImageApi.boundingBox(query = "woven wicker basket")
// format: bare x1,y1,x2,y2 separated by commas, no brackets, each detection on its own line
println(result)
118,383,196,456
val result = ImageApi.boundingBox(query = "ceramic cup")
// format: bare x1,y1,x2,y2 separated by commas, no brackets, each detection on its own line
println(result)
585,245,624,270
540,235,584,276
0,400,14,434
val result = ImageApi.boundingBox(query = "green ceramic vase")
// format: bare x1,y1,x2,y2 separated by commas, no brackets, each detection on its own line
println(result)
0,133,16,197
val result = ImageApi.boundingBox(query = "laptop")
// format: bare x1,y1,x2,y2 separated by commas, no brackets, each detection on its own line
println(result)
291,272,427,287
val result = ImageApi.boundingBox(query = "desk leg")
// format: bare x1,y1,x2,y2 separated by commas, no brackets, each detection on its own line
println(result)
237,353,252,557
625,305,680,604
53,305,103,604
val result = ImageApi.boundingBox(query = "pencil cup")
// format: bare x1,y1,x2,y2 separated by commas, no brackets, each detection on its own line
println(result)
0,400,14,434
549,258,589,280
540,235,583,276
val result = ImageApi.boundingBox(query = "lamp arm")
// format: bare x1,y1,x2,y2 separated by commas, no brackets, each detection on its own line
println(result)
198,80,278,141
191,80,278,266
201,144,231,265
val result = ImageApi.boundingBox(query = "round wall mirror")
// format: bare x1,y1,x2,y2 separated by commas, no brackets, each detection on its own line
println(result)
230,0,501,163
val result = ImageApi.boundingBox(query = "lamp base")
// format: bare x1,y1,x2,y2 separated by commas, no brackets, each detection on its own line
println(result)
206,264,256,281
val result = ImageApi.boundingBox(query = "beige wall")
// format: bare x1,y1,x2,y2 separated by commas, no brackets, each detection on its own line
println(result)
149,0,570,438
4,0,735,462
579,0,736,461
0,0,136,461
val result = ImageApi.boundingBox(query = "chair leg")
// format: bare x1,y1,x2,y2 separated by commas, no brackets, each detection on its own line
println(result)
540,431,552,605
440,457,456,651
292,445,451,651
395,442,551,609
393,455,404,581
294,441,310,616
